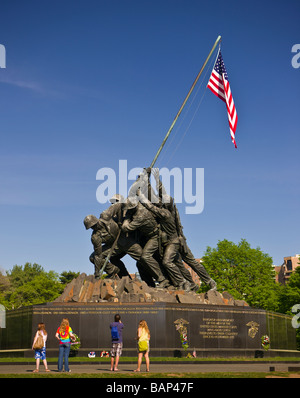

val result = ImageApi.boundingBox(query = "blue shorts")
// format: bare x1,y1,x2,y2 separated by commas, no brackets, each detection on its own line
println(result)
34,347,46,360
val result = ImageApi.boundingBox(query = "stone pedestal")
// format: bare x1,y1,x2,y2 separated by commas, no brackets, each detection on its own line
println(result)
0,300,298,358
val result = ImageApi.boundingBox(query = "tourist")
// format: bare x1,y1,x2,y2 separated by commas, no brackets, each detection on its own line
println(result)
110,313,124,371
55,318,75,372
134,319,150,372
32,322,50,372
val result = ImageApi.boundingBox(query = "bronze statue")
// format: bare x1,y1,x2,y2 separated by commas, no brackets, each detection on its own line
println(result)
84,169,217,293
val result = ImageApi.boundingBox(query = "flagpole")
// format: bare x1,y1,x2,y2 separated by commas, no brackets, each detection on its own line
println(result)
150,35,222,168
98,36,221,279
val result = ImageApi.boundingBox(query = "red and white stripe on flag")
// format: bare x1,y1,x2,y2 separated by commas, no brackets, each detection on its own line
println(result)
207,50,238,148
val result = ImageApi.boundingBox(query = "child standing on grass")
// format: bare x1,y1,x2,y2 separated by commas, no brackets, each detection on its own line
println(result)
32,323,50,373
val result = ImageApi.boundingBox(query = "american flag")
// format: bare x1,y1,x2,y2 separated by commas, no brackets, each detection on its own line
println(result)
207,50,238,148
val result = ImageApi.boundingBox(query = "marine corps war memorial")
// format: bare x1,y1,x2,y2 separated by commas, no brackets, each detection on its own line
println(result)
0,36,298,360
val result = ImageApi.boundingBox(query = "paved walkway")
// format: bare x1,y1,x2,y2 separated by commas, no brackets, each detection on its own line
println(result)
0,361,299,374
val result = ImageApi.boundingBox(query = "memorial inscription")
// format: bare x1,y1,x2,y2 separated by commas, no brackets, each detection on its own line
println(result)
199,317,238,339
0,302,298,356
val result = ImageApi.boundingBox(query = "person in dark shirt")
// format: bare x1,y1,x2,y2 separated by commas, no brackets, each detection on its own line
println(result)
110,314,124,371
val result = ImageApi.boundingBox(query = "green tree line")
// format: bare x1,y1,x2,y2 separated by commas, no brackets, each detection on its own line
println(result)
199,239,300,348
199,239,300,314
0,263,79,310
0,239,299,317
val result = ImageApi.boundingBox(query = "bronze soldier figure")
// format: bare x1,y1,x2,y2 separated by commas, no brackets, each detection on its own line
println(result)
98,197,143,279
152,169,217,291
121,200,170,288
137,190,187,289
83,214,125,279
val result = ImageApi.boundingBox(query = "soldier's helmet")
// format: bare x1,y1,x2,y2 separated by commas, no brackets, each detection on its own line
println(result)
109,194,125,204
124,196,138,210
83,215,99,230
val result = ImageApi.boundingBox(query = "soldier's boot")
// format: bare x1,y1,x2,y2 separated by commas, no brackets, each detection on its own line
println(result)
207,278,217,291
106,265,120,279
157,278,170,289
189,282,200,292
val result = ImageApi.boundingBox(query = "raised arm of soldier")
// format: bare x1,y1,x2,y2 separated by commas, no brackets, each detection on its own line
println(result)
128,169,149,198
152,168,167,198
137,189,170,221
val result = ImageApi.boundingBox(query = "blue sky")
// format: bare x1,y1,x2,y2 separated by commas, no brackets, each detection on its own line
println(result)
0,0,299,276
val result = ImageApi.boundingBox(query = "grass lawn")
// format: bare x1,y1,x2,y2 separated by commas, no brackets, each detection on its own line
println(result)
0,356,299,378
0,371,299,378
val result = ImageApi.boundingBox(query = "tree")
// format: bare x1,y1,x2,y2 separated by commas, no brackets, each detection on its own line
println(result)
0,270,10,293
1,263,64,309
277,265,300,349
7,263,44,288
59,271,80,285
201,239,280,311
278,266,300,314
0,270,10,307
